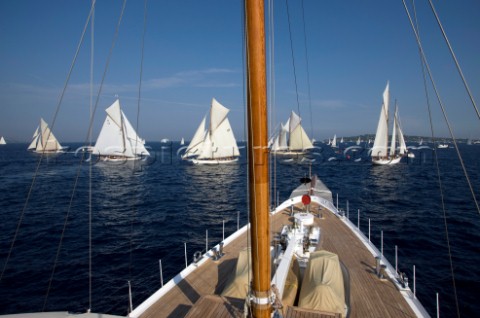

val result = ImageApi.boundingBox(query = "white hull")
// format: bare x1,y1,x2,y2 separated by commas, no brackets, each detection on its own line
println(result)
29,146,69,154
271,150,307,156
99,155,144,162
190,157,238,165
372,156,402,165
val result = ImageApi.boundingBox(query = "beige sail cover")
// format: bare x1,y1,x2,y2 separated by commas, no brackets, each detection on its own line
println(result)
281,256,301,310
298,250,345,315
221,248,251,299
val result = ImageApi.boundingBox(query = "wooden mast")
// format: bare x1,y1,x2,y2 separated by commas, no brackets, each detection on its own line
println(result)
245,0,270,317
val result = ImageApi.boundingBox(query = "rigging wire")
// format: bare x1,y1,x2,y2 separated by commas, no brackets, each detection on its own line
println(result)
405,1,467,316
284,0,300,116
88,0,95,312
268,0,278,291
300,0,314,142
241,0,252,308
285,0,304,150
401,1,480,216
0,0,97,284
268,0,277,212
128,0,149,299
427,0,480,121
43,0,128,310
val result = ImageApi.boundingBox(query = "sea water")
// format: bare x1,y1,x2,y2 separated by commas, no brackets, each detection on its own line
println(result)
0,142,478,317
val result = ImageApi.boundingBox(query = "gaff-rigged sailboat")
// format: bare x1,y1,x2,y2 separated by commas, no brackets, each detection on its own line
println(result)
183,98,240,164
92,99,150,161
27,118,68,153
331,134,337,148
270,111,314,155
371,82,407,165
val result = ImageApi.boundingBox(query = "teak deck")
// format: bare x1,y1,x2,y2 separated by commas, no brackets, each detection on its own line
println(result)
137,203,417,318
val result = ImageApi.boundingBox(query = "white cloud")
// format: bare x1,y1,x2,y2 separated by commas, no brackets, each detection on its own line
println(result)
145,68,239,89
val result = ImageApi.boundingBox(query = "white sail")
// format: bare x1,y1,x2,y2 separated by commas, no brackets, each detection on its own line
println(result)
331,135,337,148
372,82,390,158
389,110,396,157
198,132,213,159
0,136,6,145
27,127,39,150
183,116,207,158
210,98,230,132
290,125,314,151
395,109,407,155
180,138,185,145
93,99,149,159
209,117,240,158
288,111,313,151
270,121,291,152
192,98,239,162
356,137,361,145
28,118,64,152
278,122,288,150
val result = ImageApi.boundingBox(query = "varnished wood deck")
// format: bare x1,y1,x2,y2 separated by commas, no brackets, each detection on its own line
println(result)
311,204,417,318
136,203,419,318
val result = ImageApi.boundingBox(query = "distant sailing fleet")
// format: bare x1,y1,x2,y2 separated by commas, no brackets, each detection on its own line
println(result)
0,82,475,164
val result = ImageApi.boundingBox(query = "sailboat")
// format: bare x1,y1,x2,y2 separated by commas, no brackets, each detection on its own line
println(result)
371,82,407,165
4,1,475,317
92,99,150,161
27,118,68,153
270,111,314,156
0,136,6,145
126,2,430,318
183,98,240,164
180,137,185,145
331,134,337,148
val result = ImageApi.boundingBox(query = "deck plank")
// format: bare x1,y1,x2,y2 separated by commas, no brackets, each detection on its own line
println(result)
138,204,418,318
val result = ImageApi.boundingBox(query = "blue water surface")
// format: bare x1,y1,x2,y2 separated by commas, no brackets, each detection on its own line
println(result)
0,142,478,317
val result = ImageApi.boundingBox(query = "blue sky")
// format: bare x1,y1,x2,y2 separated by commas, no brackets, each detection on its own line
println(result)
0,0,479,143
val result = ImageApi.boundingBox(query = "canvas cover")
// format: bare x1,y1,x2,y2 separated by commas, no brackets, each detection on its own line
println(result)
221,248,251,299
281,256,301,312
298,250,346,316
